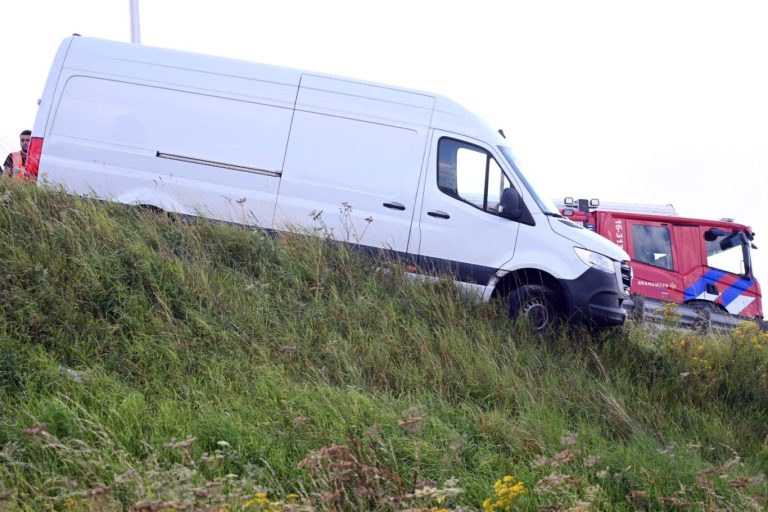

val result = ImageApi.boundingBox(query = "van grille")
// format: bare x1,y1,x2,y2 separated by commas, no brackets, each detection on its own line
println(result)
620,261,632,294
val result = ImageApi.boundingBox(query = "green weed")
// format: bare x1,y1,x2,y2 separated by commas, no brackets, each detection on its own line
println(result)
0,180,766,510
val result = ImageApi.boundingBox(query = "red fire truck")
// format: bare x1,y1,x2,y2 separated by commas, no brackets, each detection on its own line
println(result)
559,198,763,322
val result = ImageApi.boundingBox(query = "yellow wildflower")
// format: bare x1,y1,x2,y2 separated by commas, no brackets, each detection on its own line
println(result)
483,475,527,511
244,492,271,508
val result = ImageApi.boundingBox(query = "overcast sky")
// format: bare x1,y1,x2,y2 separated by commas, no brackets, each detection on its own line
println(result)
2,0,766,280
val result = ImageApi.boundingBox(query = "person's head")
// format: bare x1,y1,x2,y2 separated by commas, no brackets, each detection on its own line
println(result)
20,130,31,153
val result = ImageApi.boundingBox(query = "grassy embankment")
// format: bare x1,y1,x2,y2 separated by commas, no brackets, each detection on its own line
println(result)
0,181,766,511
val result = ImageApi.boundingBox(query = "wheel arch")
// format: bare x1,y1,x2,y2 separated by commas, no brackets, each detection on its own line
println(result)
115,189,190,216
684,298,728,314
491,268,569,312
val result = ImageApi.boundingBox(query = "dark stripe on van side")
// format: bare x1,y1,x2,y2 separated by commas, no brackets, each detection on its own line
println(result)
415,254,496,285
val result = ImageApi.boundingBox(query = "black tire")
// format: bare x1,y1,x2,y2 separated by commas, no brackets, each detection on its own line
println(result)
507,284,560,332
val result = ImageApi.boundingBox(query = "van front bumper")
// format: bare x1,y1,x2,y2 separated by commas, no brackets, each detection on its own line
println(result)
560,267,628,326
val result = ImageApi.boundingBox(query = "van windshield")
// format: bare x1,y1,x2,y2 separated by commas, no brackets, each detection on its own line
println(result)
499,146,560,215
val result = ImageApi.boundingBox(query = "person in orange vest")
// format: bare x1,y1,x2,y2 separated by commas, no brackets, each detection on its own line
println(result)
3,130,35,181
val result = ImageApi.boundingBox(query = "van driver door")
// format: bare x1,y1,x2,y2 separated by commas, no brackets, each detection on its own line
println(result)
411,132,521,287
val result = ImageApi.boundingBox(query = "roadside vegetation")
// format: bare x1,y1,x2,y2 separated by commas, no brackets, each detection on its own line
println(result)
1,180,766,511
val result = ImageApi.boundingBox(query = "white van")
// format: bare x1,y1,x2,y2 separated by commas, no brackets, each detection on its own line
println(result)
29,36,631,330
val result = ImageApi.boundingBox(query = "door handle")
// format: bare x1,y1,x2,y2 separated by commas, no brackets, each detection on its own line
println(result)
427,210,450,219
383,202,406,211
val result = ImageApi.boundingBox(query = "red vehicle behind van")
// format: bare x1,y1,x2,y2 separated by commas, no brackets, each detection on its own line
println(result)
560,199,762,320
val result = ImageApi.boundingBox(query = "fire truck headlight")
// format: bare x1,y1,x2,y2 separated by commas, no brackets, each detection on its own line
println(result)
574,247,616,274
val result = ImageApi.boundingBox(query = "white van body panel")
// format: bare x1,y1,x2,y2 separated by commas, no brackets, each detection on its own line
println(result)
431,96,505,146
37,37,300,226
505,217,589,280
296,74,434,126
114,189,188,215
61,37,301,107
51,76,294,173
35,39,74,138
547,216,628,261
499,216,628,280
273,75,432,251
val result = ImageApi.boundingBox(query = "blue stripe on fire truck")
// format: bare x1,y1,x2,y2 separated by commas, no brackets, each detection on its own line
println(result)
684,269,726,301
721,277,755,307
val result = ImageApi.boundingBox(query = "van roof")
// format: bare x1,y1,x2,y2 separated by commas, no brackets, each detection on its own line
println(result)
62,36,505,145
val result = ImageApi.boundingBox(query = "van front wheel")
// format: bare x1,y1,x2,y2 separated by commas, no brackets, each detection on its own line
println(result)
507,285,560,332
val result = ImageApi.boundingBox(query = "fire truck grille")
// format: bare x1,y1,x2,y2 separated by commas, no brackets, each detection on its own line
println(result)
620,261,632,294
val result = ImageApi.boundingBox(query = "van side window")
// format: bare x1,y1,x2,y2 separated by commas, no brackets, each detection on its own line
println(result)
631,224,673,270
437,138,512,213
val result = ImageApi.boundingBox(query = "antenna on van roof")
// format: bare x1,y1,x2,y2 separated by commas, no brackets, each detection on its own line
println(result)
498,129,506,139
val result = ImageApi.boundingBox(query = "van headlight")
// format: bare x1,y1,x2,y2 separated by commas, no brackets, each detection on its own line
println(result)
574,247,616,274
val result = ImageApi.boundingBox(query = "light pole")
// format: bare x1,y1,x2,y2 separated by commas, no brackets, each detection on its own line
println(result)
129,0,141,44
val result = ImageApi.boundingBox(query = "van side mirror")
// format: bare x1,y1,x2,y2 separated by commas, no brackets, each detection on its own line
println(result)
499,187,523,219
499,187,535,225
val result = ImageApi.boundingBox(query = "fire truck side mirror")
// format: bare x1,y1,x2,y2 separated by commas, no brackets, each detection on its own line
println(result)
563,197,575,207
704,227,727,242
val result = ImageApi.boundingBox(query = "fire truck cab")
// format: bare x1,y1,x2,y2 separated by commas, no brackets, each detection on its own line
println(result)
560,198,763,320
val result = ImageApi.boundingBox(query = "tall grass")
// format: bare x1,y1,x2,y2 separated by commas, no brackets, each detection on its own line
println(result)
0,180,766,510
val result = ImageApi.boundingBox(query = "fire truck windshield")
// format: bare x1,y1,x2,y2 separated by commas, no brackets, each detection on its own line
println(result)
705,229,753,277
498,146,560,216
